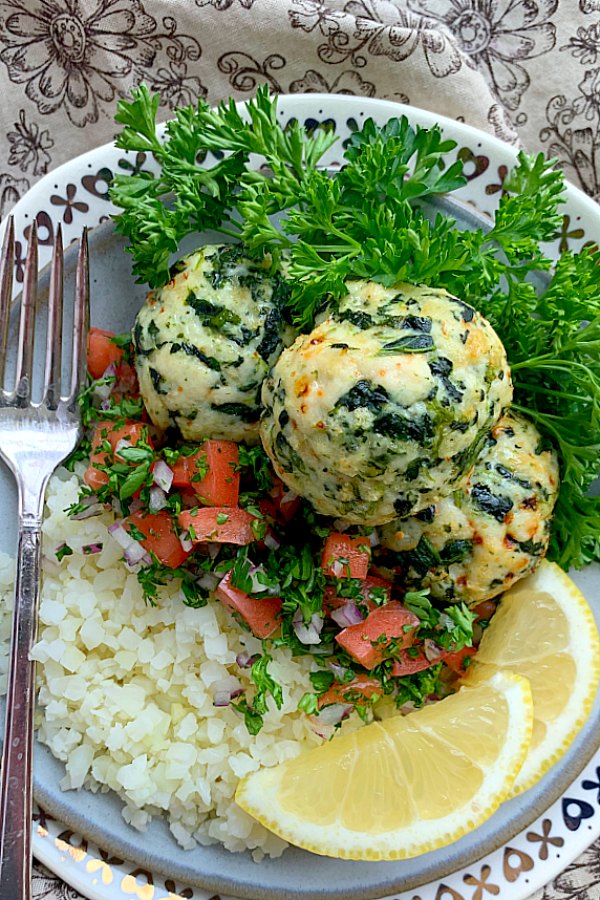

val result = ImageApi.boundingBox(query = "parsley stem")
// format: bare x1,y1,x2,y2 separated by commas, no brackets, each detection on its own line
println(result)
309,243,361,253
512,358,598,380
214,225,243,239
513,382,591,403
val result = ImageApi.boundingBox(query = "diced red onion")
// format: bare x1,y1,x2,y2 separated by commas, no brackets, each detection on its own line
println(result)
281,489,298,505
313,703,352,727
332,519,350,533
72,494,102,520
330,560,344,578
236,651,258,668
213,692,232,708
264,531,281,551
129,497,144,513
439,613,454,631
102,361,117,379
328,661,353,681
83,543,103,555
206,543,220,559
114,438,132,456
368,528,381,548
424,639,444,662
331,601,363,629
148,486,168,512
212,675,244,707
153,459,174,492
179,533,193,553
92,363,117,401
197,572,219,592
108,521,150,567
108,521,133,549
309,721,335,741
248,564,280,595
124,542,149,566
292,609,323,645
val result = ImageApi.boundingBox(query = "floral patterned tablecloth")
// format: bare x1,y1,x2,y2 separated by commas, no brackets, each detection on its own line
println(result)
1,1,600,898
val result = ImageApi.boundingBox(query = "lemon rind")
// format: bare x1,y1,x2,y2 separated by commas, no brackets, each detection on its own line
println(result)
465,561,600,796
511,563,600,793
235,671,533,860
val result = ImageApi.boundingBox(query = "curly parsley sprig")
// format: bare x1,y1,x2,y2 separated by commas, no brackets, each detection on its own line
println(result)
110,86,600,570
111,84,338,286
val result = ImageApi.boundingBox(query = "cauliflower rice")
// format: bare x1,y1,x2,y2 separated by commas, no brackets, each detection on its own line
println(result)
0,467,342,860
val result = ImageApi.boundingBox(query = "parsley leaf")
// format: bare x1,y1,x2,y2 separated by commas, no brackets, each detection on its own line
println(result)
251,653,283,714
111,86,600,570
55,543,73,562
111,83,337,287
231,697,264,736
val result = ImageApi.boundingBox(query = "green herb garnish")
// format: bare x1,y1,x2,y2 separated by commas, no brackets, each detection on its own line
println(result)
110,85,600,571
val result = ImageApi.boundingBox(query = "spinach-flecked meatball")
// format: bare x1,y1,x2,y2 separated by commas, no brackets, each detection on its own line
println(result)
378,411,559,605
260,281,513,525
133,244,292,443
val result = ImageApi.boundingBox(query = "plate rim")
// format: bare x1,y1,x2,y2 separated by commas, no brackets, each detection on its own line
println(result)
3,91,600,900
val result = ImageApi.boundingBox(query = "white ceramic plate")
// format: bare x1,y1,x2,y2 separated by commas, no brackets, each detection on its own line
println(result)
3,93,600,900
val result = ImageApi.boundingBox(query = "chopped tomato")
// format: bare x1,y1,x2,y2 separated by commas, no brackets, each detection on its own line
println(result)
335,600,420,669
178,507,256,545
323,586,350,614
258,496,278,522
361,575,393,604
390,643,477,677
83,420,151,491
87,327,125,379
323,575,392,615
171,440,240,507
216,570,282,639
321,532,371,579
441,645,477,674
268,476,301,523
390,647,432,677
84,424,111,492
112,360,140,401
124,510,189,569
318,676,382,709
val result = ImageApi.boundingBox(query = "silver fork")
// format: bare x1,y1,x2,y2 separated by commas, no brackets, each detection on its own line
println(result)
0,216,88,900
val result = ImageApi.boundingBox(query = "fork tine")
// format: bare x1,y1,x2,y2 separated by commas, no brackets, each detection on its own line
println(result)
0,217,15,385
43,225,64,408
14,221,37,403
66,227,89,405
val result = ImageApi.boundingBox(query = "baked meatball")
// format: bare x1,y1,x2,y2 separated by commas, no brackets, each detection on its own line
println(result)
378,411,559,605
260,281,512,525
133,244,291,443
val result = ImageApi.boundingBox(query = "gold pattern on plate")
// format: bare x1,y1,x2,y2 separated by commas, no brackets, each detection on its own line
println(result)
121,872,155,899
87,857,114,885
54,836,86,863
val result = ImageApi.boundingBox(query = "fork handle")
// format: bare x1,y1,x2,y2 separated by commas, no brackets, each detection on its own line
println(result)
0,522,41,900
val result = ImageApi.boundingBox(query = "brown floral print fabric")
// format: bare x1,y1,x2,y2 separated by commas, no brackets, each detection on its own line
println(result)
1,1,599,897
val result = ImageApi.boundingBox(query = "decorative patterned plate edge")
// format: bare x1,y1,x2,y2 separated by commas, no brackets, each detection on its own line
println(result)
2,93,599,900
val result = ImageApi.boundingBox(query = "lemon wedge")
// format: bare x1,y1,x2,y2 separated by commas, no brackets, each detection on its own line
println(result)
465,560,600,795
235,671,532,860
